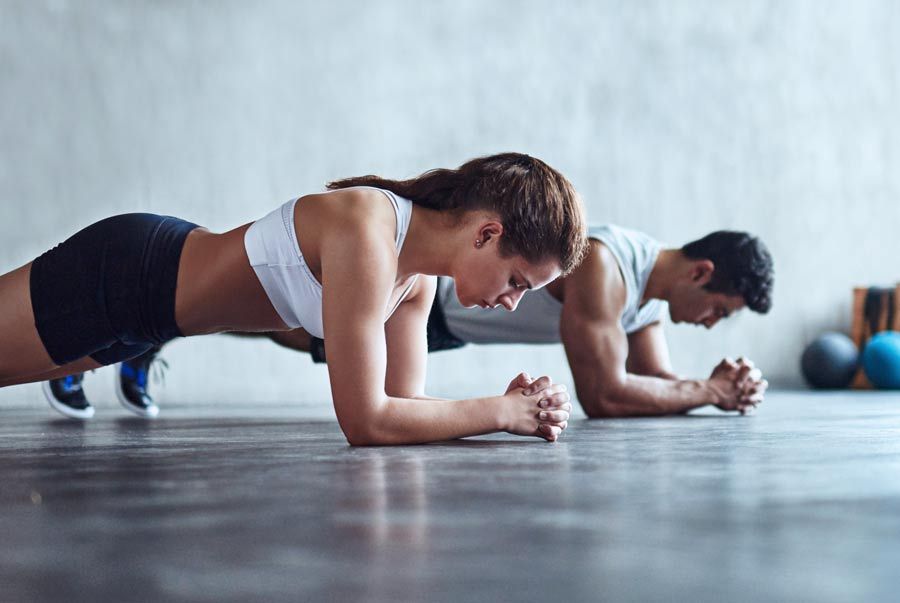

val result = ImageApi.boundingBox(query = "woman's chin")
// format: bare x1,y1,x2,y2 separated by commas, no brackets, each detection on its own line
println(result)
456,293,475,308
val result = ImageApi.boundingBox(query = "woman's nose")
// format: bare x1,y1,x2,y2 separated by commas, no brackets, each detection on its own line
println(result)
501,289,525,311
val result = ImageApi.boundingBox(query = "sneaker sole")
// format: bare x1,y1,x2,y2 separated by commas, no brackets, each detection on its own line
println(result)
115,374,159,419
42,381,95,420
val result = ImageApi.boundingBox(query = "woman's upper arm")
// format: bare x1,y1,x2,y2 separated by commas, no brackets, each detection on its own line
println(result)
383,275,437,398
319,225,396,436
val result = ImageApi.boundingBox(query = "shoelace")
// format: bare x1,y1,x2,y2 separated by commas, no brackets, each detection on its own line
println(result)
148,357,169,387
122,355,169,388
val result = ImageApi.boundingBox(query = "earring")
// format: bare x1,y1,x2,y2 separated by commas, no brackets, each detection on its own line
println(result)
475,240,483,248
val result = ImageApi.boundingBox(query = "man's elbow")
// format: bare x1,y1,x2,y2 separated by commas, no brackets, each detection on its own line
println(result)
581,395,620,418
579,382,629,418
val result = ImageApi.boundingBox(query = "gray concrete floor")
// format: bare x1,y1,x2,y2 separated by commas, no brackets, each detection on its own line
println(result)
2,391,900,603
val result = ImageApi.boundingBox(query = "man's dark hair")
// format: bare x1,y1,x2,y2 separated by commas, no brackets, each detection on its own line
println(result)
681,231,773,314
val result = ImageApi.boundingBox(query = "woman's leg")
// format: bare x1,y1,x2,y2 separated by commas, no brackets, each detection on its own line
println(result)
0,355,102,388
0,262,62,382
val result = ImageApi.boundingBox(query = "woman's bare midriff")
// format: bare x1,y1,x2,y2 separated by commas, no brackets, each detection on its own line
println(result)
174,193,416,338
174,224,289,336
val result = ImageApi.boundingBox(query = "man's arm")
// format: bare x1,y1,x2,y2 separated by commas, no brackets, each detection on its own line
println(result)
559,242,743,417
625,322,679,380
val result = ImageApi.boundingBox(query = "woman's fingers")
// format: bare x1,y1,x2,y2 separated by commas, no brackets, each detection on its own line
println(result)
538,391,570,409
538,409,569,423
523,375,552,395
538,423,562,441
505,371,533,394
540,419,568,430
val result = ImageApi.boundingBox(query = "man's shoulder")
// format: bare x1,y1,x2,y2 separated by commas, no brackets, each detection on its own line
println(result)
566,238,623,287
558,239,627,318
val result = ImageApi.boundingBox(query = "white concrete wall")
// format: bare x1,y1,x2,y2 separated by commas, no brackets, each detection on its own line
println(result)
2,0,899,408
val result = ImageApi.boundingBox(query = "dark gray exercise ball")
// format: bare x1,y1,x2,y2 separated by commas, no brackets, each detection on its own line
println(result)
801,332,859,389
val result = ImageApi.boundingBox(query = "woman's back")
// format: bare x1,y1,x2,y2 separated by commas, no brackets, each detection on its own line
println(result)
174,187,414,337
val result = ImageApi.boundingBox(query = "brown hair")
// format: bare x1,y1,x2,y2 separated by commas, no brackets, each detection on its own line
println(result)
327,152,588,274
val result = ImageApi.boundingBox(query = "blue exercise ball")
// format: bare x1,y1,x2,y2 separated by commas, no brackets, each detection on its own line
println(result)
801,332,859,389
862,331,900,389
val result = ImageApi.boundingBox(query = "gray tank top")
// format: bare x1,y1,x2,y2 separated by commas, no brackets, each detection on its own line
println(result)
438,225,666,344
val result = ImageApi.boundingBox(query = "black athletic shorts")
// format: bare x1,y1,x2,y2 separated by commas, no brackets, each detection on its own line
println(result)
309,290,467,363
30,213,199,366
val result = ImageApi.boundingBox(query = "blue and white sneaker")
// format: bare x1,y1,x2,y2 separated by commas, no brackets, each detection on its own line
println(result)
116,346,165,418
43,373,95,420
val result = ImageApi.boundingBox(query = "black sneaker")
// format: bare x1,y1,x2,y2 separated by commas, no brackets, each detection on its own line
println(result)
43,374,95,420
116,346,165,418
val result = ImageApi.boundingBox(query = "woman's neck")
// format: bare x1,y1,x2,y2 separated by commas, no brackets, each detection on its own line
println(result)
397,205,459,279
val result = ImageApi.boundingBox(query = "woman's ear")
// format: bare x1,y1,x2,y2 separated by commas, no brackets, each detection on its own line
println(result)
477,221,504,246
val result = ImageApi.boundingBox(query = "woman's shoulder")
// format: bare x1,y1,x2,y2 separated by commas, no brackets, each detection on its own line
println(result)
307,185,394,205
300,187,400,255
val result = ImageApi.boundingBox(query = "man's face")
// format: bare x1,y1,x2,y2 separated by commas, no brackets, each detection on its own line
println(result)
668,283,746,329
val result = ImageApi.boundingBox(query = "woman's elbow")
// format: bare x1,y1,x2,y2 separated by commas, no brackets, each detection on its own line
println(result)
344,431,375,446
335,402,391,446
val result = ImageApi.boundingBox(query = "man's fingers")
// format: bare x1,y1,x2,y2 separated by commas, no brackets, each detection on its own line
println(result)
738,404,757,416
733,364,754,387
736,357,755,369
741,378,768,397
715,357,737,371
741,390,766,404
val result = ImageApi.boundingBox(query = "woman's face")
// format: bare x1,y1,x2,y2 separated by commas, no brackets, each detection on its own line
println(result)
452,221,561,311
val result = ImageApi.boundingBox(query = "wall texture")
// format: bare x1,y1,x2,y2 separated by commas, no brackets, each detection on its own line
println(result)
2,0,899,407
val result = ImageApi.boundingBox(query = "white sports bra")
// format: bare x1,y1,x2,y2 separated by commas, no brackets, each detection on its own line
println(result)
243,186,415,339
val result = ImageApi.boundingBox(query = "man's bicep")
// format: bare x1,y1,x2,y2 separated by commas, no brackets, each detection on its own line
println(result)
557,240,631,400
